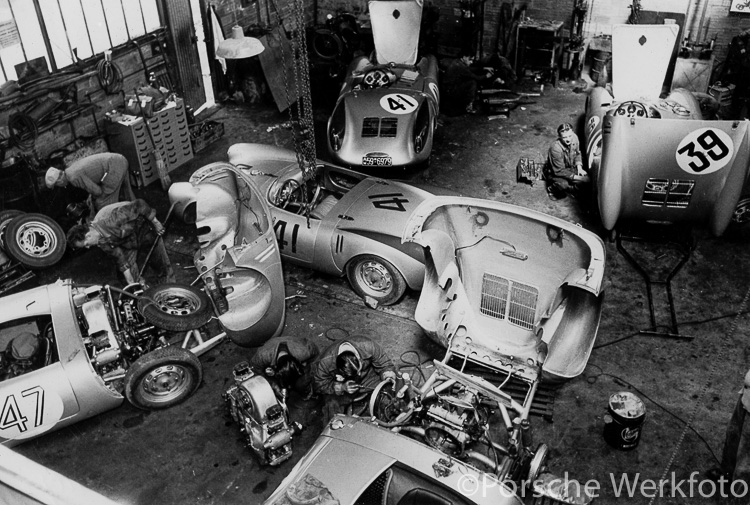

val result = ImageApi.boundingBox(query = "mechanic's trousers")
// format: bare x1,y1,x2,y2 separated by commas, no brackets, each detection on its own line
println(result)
721,396,750,487
119,224,175,286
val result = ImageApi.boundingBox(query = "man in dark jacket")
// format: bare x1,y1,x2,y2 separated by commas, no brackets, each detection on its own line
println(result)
66,199,174,286
313,336,396,420
544,122,589,200
45,153,136,214
441,51,493,115
249,336,319,399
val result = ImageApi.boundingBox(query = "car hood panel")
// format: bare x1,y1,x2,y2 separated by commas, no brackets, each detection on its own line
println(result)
335,178,433,235
369,0,422,65
403,197,605,381
611,24,679,100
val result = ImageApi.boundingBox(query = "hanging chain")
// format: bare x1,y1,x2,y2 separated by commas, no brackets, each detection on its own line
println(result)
289,0,317,182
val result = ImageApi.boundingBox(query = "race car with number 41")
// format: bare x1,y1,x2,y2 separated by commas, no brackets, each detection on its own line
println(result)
168,143,431,338
584,24,750,236
326,0,440,171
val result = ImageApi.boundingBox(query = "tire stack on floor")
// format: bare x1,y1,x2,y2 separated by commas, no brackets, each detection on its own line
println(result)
0,209,66,294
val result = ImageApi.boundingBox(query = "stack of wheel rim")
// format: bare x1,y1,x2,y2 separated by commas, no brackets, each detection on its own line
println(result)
0,210,66,269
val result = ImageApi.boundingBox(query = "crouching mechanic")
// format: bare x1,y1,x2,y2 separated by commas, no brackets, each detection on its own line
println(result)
544,122,589,200
313,336,397,420
66,199,175,286
249,336,319,400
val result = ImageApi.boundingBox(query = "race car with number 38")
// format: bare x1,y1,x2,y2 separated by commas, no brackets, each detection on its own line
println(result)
584,24,750,235
326,0,440,170
169,143,431,319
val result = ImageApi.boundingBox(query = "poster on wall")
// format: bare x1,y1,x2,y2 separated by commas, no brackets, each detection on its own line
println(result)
730,0,750,13
0,19,19,49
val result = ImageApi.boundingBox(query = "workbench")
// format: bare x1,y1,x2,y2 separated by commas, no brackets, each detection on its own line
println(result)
514,20,564,86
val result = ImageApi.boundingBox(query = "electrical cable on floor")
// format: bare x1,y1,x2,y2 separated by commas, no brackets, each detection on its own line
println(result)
585,363,721,467
649,284,750,505
679,310,748,326
398,350,432,383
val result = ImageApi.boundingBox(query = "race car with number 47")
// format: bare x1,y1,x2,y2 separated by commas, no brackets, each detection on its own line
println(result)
168,143,431,325
0,280,222,446
326,0,440,171
584,24,750,235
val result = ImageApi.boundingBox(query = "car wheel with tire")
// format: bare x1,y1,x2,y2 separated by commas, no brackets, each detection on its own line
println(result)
124,346,202,410
4,213,66,269
346,254,406,306
732,196,750,226
0,209,24,251
138,283,213,332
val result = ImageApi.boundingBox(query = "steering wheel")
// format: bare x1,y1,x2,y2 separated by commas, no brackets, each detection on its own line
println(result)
614,100,648,118
275,179,302,210
304,184,322,216
363,69,392,88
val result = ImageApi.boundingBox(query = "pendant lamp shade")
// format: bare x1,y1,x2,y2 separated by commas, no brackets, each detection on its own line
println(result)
216,26,265,59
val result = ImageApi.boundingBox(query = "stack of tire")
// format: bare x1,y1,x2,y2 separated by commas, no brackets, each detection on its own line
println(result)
0,210,66,269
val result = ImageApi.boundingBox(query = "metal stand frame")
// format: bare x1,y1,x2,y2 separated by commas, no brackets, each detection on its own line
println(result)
615,225,694,339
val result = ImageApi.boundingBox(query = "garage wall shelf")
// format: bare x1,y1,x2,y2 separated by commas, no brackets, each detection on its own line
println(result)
106,98,193,188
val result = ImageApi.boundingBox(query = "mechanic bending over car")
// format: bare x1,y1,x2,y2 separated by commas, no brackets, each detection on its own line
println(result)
45,153,136,215
313,335,396,420
249,336,320,400
544,122,590,201
66,199,175,286
441,50,495,115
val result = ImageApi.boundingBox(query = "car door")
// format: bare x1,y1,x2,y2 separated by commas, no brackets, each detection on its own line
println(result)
272,209,321,268
169,164,286,347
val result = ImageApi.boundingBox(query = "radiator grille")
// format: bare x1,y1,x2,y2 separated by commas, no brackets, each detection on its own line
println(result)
362,117,380,137
379,118,398,137
642,178,695,208
361,117,398,138
480,273,538,329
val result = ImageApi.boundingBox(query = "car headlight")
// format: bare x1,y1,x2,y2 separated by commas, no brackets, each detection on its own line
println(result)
329,104,346,152
413,105,429,154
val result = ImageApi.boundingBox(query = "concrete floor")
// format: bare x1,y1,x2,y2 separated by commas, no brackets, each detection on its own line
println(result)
14,76,750,505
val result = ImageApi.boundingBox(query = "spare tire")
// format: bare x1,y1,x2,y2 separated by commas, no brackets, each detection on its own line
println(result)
124,346,202,410
4,213,66,269
138,283,213,331
0,209,24,251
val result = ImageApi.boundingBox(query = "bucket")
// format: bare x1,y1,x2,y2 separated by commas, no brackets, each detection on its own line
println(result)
603,391,646,450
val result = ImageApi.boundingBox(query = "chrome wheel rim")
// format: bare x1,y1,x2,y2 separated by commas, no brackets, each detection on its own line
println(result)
141,363,190,403
733,198,750,224
152,288,203,316
14,221,59,258
356,260,392,296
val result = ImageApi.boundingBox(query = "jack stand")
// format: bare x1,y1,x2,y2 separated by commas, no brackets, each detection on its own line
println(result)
615,224,694,339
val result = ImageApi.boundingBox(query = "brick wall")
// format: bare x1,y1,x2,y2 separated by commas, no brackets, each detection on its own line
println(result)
211,0,315,34
0,30,173,165
311,0,749,84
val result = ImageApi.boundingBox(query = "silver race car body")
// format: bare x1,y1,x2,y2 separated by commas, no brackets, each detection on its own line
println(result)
403,197,606,383
169,143,430,318
0,281,216,445
584,24,750,235
326,0,440,170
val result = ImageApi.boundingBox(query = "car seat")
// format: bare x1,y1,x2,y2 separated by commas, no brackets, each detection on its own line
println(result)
310,194,339,219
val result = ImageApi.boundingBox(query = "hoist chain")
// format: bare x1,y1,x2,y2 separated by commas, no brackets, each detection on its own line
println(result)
289,0,317,181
